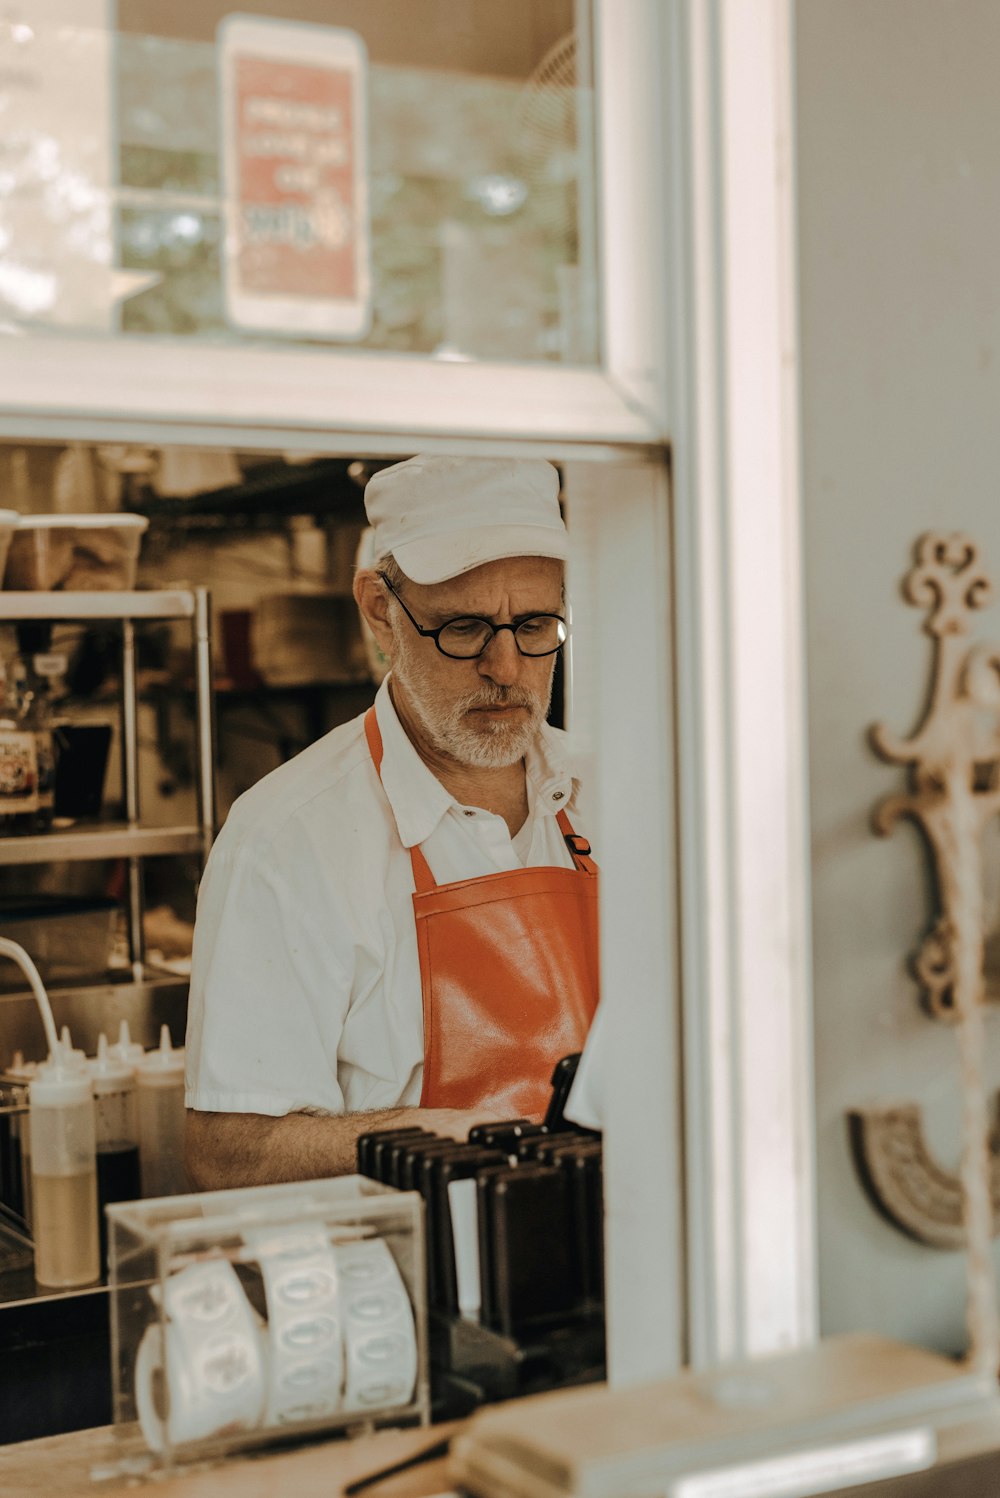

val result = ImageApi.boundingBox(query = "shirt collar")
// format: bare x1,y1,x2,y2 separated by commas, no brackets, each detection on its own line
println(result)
372,676,577,848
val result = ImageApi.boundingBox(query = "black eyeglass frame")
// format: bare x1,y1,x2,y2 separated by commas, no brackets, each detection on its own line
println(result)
378,573,569,660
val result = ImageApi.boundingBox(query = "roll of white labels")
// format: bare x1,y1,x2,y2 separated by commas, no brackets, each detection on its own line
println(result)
335,1237,419,1414
244,1224,345,1428
135,1259,266,1452
134,1233,418,1454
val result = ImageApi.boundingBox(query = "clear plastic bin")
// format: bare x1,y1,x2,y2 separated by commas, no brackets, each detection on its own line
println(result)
107,1175,428,1473
3,514,148,591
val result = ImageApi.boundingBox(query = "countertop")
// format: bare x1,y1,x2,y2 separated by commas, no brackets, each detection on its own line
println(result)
0,1420,463,1498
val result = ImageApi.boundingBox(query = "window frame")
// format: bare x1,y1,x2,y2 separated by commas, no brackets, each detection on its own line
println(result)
0,0,816,1382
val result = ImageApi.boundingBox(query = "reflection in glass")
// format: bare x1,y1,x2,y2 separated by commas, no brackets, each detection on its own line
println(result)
0,2,598,365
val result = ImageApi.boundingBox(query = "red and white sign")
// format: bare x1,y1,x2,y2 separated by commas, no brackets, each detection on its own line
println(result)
219,17,370,341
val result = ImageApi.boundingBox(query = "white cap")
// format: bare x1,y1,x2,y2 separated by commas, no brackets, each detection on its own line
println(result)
135,1024,184,1087
5,1050,38,1082
108,1020,145,1068
59,1024,89,1072
30,1043,93,1107
363,455,566,584
89,1033,134,1095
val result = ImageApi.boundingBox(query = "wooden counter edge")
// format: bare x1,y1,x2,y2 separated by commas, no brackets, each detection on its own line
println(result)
0,1419,464,1498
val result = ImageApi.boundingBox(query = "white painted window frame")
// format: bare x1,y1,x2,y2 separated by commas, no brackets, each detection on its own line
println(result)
0,0,816,1381
663,0,817,1367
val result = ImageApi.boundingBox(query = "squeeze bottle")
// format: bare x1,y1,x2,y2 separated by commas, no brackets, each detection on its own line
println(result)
30,1044,99,1287
136,1026,187,1198
0,938,98,1286
89,1034,141,1269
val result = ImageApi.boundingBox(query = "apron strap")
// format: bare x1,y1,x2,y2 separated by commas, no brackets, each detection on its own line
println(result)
365,707,438,893
364,706,384,772
364,706,596,888
556,808,598,875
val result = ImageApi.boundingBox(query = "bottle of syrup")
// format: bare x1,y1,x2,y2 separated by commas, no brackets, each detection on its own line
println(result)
89,1034,141,1272
29,1042,99,1288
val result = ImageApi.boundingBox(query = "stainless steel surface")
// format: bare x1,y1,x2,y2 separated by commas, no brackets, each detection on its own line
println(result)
0,590,196,621
193,586,217,858
0,1267,109,1311
0,973,187,1066
0,825,203,865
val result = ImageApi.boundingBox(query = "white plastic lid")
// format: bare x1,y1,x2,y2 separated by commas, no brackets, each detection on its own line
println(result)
88,1033,134,1094
30,1044,93,1107
59,1024,89,1073
135,1024,184,1086
108,1019,145,1068
11,512,148,531
4,1050,39,1082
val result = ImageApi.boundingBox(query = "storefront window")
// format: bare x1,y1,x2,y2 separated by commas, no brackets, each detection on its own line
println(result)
1,0,599,364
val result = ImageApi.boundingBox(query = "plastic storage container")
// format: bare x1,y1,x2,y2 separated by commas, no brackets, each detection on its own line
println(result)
3,513,148,591
107,1175,428,1472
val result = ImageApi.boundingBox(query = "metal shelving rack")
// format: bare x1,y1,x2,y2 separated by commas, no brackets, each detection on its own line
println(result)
0,588,215,982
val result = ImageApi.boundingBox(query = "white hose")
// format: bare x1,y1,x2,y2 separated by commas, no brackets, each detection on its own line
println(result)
0,936,59,1061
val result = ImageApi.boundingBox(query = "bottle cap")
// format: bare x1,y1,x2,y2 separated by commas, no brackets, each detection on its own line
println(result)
30,1042,93,1107
135,1024,185,1087
108,1019,145,1068
4,1050,39,1082
58,1024,89,1072
88,1033,134,1095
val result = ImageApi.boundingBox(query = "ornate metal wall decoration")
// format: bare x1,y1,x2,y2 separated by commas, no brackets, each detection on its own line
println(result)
852,535,1000,1283
870,532,1000,1022
849,1102,1000,1250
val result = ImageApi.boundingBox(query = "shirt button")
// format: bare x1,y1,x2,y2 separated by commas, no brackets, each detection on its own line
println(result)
553,791,565,801
464,810,476,817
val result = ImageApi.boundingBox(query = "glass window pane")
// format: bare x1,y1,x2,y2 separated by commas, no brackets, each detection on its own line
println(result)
1,1,599,365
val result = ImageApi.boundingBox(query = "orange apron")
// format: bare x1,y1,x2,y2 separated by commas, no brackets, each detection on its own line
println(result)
365,708,599,1118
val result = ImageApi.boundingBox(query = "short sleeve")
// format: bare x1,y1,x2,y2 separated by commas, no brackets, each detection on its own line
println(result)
185,835,353,1116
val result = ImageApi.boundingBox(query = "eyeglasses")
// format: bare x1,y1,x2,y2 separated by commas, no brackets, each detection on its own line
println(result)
379,574,569,660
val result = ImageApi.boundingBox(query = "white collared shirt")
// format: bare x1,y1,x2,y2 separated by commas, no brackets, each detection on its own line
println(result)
185,677,584,1116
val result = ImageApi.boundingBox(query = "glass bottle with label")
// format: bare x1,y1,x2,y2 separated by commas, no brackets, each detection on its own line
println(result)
0,658,38,834
20,652,66,833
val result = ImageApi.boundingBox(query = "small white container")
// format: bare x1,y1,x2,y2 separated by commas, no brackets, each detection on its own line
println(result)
3,513,148,591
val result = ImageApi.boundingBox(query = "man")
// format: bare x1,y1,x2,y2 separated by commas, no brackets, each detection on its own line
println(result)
185,455,598,1189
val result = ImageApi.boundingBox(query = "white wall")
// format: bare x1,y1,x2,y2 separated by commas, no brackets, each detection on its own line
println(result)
798,0,1000,1350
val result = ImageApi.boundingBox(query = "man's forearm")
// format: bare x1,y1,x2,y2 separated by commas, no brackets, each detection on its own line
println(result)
185,1104,501,1191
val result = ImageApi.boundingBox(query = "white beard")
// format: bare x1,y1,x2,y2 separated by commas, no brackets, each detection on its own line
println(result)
391,628,553,769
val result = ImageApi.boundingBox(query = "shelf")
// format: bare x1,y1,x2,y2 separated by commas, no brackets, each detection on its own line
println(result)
0,1264,109,1313
0,824,204,865
0,590,197,622
0,969,188,1007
